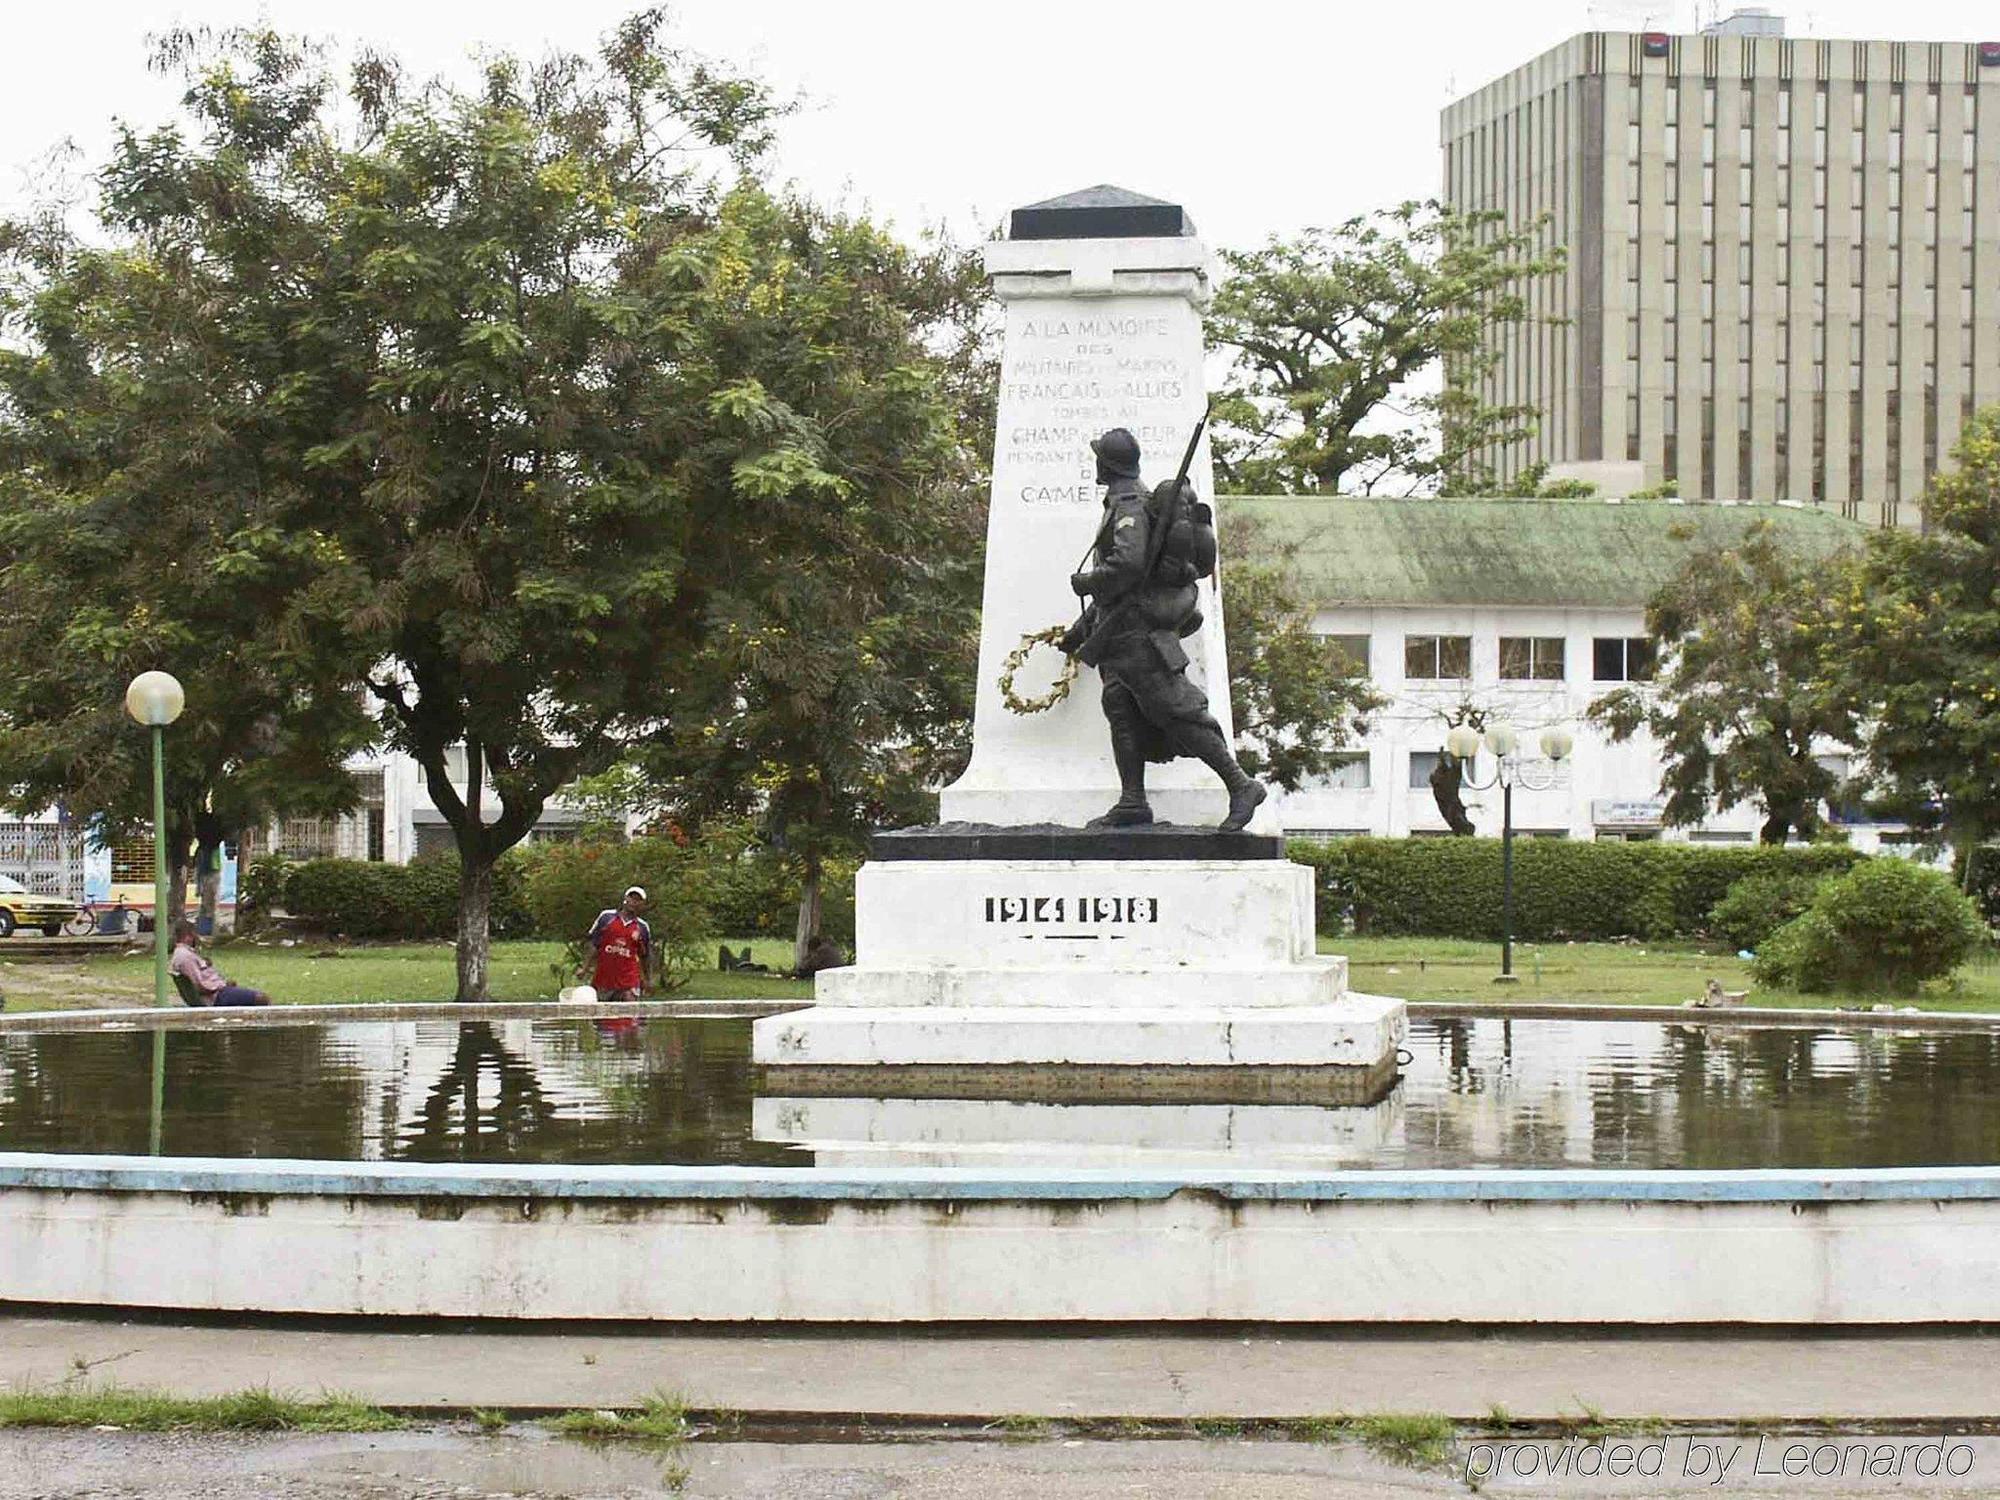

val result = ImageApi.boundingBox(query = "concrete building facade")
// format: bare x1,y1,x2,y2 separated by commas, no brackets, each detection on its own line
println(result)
1442,23,2000,523
1239,494,1917,851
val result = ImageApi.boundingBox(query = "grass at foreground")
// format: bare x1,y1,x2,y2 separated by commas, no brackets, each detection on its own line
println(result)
1330,934,2000,1014
0,1385,406,1433
0,937,810,1014
544,1392,693,1445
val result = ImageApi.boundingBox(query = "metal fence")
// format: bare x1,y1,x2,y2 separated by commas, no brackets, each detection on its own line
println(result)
0,822,87,900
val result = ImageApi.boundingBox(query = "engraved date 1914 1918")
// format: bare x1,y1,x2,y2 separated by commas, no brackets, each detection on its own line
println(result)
984,895,1159,925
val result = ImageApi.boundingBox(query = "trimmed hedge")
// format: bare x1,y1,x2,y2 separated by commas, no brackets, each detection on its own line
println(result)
278,852,534,940
260,834,857,947
1287,836,1868,942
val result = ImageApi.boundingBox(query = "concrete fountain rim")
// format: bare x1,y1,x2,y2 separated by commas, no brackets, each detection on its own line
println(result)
2,996,1996,1034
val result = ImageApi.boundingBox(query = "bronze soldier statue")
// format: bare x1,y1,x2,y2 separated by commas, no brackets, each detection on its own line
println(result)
1059,427,1268,831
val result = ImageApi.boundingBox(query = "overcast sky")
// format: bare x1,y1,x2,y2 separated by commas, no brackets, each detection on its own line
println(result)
4,0,1992,251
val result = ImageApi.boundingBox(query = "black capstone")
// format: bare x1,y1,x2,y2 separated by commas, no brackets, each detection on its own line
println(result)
870,822,1284,862
1009,184,1195,241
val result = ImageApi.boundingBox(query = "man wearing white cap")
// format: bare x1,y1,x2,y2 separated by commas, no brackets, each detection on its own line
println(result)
583,885,652,1003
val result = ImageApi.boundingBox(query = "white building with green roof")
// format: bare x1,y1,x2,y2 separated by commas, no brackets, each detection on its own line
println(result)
1229,495,1905,846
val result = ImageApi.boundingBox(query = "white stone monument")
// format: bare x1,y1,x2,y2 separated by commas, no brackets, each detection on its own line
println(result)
752,187,1405,1102
940,186,1238,829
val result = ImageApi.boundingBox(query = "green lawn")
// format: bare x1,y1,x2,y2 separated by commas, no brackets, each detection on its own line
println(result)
3,932,1995,1016
0,937,811,1013
1331,934,2000,1013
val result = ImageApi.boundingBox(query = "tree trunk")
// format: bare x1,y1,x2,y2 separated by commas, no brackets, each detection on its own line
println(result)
1429,759,1476,836
193,813,226,935
793,854,823,974
166,850,193,932
197,863,222,934
1758,810,1794,846
456,855,494,1003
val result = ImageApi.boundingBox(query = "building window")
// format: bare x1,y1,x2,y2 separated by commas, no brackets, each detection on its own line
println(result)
1404,635,1471,680
1593,636,1657,682
1317,753,1372,791
1409,751,1444,790
1499,636,1567,681
1323,634,1370,676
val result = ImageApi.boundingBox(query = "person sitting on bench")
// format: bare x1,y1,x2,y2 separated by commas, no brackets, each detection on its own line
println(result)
167,921,270,1007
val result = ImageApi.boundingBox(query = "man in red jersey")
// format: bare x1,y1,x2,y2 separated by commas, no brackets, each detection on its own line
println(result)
582,885,652,1003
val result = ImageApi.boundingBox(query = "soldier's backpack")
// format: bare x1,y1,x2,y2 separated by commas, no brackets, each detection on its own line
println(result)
1147,478,1217,584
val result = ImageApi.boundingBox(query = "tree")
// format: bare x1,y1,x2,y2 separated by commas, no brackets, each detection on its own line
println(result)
1589,522,1859,845
0,68,374,924
1220,517,1383,791
631,197,985,969
1820,406,2000,876
1205,202,1563,497
14,17,968,1000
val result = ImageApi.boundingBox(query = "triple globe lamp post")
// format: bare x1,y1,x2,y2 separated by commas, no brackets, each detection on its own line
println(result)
1443,720,1576,982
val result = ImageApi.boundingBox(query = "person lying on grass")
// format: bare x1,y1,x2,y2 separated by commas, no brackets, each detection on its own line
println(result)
167,921,271,1007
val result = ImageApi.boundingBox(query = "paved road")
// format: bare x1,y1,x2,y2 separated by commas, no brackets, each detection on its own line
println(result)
5,1428,2000,1500
4,1315,1998,1423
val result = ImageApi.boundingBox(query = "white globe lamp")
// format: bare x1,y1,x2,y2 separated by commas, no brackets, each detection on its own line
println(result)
124,671,185,728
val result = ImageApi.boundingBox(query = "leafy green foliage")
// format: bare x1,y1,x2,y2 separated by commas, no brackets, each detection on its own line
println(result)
1290,836,1864,941
1752,859,1985,994
1820,407,2000,868
689,823,856,943
1592,521,1859,845
517,836,711,990
1497,461,1596,497
1707,872,1831,952
281,854,532,941
1206,202,1563,496
630,193,985,968
1957,844,2000,926
2,21,974,997
0,34,376,910
1222,516,1383,789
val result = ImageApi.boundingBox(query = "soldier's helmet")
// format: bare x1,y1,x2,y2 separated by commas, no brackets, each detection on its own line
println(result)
1089,427,1142,478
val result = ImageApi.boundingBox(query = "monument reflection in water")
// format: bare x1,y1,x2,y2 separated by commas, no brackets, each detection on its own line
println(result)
3,1015,1998,1171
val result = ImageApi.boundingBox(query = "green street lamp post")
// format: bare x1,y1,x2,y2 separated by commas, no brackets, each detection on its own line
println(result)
1446,721,1575,983
125,671,185,1008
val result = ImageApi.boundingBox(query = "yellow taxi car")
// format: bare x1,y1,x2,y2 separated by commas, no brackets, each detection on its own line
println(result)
0,874,77,938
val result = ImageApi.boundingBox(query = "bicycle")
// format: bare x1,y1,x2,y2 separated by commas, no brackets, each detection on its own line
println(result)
60,898,141,939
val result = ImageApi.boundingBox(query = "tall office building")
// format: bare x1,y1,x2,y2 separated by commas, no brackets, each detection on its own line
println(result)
1442,16,2000,522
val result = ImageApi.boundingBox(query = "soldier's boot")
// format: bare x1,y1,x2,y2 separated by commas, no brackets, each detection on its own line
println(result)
1089,717,1154,827
1176,722,1268,832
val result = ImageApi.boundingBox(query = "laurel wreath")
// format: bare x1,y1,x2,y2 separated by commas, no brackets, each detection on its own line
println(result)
998,624,1079,715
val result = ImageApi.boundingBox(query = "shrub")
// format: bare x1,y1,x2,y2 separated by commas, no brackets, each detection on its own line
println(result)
692,823,858,943
280,852,531,941
1288,836,1866,942
518,836,711,991
1708,872,1830,951
237,855,294,928
1752,858,1986,994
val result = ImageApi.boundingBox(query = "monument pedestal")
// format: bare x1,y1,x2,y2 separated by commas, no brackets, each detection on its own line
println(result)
750,830,1405,1106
